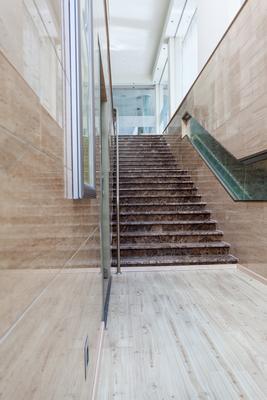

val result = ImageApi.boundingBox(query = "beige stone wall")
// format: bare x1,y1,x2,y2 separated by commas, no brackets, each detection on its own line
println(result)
166,134,267,279
0,0,114,397
167,0,267,161
0,51,101,270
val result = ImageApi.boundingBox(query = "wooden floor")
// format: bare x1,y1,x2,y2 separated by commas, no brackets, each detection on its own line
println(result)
97,269,267,399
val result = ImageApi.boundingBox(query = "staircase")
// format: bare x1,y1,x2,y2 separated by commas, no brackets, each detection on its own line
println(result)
112,135,237,268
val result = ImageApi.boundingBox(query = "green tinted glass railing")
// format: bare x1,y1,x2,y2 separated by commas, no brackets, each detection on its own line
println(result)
188,118,267,201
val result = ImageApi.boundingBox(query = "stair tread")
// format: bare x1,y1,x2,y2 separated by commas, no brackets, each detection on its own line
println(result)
117,202,207,206
111,254,238,266
112,241,230,250
117,230,223,237
117,188,197,192
112,219,216,225
118,210,210,216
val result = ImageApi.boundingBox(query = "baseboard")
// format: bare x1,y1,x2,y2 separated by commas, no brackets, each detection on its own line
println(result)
238,264,267,286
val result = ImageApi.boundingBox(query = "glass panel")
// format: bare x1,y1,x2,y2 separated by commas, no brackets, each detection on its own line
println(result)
188,117,267,200
80,0,95,188
23,0,63,126
113,87,156,134
159,60,169,131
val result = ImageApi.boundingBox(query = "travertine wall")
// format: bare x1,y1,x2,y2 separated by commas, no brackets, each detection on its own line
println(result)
166,134,267,279
167,0,267,161
0,50,101,270
0,0,114,398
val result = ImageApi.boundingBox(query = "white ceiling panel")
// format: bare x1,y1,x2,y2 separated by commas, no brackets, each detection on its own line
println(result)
109,0,170,85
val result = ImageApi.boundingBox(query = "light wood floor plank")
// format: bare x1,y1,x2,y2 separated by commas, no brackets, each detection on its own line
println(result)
97,270,267,400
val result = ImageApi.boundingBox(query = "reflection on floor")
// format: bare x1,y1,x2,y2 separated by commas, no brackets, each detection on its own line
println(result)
97,268,267,399
0,269,102,400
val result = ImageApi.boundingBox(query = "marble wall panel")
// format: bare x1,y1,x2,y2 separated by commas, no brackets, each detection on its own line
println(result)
0,49,101,272
166,134,267,279
167,0,267,161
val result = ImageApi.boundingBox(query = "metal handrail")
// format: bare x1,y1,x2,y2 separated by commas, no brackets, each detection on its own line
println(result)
114,110,121,274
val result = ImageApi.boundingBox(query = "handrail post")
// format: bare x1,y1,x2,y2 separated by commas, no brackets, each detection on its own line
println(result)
114,110,121,274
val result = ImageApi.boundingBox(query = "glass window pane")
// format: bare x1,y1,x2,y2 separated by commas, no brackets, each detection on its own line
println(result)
80,0,95,188
159,61,169,131
113,87,156,134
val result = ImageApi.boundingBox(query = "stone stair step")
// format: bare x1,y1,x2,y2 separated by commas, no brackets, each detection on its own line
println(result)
113,230,223,244
116,210,211,222
118,195,203,204
118,202,207,212
118,168,184,172
115,171,188,176
112,242,230,258
117,182,195,189
115,188,198,196
118,177,192,183
117,174,190,180
112,220,217,232
111,254,238,267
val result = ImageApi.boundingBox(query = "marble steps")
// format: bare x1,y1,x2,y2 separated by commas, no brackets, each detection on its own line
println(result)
115,173,190,179
118,154,175,159
114,188,198,196
114,210,211,222
116,183,195,190
113,230,224,244
117,150,173,155
118,177,192,184
111,254,238,267
112,220,217,233
112,135,237,266
117,202,207,212
112,242,230,258
118,181,194,190
117,168,188,173
116,168,189,173
118,195,203,204
115,161,178,167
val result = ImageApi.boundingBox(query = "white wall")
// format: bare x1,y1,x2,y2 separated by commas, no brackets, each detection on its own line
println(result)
197,0,245,70
181,11,198,98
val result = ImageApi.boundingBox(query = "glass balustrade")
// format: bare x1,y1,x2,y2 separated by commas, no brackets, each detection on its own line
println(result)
188,117,267,200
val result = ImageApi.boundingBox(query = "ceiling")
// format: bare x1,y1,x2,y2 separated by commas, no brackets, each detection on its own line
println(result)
109,0,170,85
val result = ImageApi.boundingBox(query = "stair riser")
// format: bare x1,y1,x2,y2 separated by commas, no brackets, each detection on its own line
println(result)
112,246,229,258
117,204,207,212
114,171,189,177
114,162,178,168
118,177,192,183
111,257,237,267
115,213,210,222
118,196,202,204
113,222,216,233
118,152,173,156
116,183,195,190
113,233,223,245
118,155,174,159
118,154,174,158
115,189,197,196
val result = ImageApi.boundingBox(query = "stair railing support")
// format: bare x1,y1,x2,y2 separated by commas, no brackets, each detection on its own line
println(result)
114,110,121,274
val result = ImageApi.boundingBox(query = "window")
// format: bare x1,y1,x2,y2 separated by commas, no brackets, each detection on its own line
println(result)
63,0,95,199
159,60,169,132
113,87,156,134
